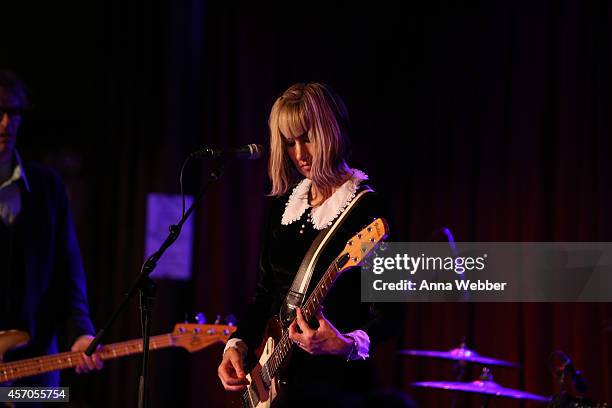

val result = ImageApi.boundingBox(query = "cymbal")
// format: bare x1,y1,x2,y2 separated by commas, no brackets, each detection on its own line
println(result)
412,380,551,403
398,347,520,368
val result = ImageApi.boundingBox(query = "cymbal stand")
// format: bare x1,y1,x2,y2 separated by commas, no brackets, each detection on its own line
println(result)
479,368,493,408
548,350,568,407
450,339,468,408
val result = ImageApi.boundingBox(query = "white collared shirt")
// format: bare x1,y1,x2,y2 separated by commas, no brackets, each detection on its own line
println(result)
0,151,30,225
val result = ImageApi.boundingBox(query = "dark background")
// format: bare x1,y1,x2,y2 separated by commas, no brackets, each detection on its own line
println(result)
4,0,612,406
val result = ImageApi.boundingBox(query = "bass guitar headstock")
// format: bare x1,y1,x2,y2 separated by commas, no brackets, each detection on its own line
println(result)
172,313,237,353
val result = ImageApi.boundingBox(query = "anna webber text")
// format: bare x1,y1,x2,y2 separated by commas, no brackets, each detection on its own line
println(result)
372,279,508,292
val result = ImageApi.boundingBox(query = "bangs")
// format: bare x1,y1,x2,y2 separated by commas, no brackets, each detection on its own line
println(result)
277,101,311,139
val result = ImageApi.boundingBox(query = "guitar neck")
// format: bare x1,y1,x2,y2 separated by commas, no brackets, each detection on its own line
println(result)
265,253,348,378
299,259,343,322
0,334,176,383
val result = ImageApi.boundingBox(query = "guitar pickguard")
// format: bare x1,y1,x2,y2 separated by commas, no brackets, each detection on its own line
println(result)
244,337,277,408
241,317,287,408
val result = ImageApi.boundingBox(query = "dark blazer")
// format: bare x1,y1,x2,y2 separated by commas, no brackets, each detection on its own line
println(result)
3,162,95,386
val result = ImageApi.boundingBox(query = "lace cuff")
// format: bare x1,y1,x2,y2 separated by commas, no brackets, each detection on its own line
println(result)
344,329,370,361
223,338,248,361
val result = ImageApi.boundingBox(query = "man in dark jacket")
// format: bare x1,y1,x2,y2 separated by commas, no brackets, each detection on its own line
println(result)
0,70,102,386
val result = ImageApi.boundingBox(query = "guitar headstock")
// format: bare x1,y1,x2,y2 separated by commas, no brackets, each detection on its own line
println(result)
337,218,389,272
171,323,237,353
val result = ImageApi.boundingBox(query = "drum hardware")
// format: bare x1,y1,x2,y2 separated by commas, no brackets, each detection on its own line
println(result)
398,340,520,369
412,367,551,408
547,351,608,408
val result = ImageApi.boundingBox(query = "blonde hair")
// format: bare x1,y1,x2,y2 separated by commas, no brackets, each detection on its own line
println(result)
268,82,351,197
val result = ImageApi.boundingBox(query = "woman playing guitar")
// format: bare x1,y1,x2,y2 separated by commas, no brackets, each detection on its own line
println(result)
217,82,399,406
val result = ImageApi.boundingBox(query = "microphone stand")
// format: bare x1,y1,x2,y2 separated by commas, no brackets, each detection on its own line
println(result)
85,158,228,408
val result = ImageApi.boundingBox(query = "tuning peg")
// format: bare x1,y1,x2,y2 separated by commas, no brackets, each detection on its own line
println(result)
378,242,388,252
184,312,206,324
214,314,222,325
225,314,237,326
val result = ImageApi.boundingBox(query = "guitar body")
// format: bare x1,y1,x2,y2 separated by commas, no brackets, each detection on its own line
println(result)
241,318,287,408
0,330,30,386
0,330,30,363
245,337,277,408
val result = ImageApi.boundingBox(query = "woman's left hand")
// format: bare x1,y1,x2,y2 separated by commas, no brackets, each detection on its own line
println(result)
288,307,353,356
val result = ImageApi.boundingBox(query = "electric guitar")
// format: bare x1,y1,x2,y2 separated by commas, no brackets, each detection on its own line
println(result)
240,217,389,408
0,322,236,383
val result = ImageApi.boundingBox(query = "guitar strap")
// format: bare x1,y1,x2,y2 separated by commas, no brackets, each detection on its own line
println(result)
279,186,373,327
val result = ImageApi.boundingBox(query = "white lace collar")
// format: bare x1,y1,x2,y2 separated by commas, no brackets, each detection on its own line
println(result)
281,169,369,230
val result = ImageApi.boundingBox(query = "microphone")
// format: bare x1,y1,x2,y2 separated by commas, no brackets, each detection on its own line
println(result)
190,144,264,160
557,351,588,393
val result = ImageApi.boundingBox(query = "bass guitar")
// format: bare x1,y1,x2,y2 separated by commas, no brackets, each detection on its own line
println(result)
0,322,236,383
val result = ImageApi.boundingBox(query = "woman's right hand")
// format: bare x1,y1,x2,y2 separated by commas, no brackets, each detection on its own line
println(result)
218,347,250,391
